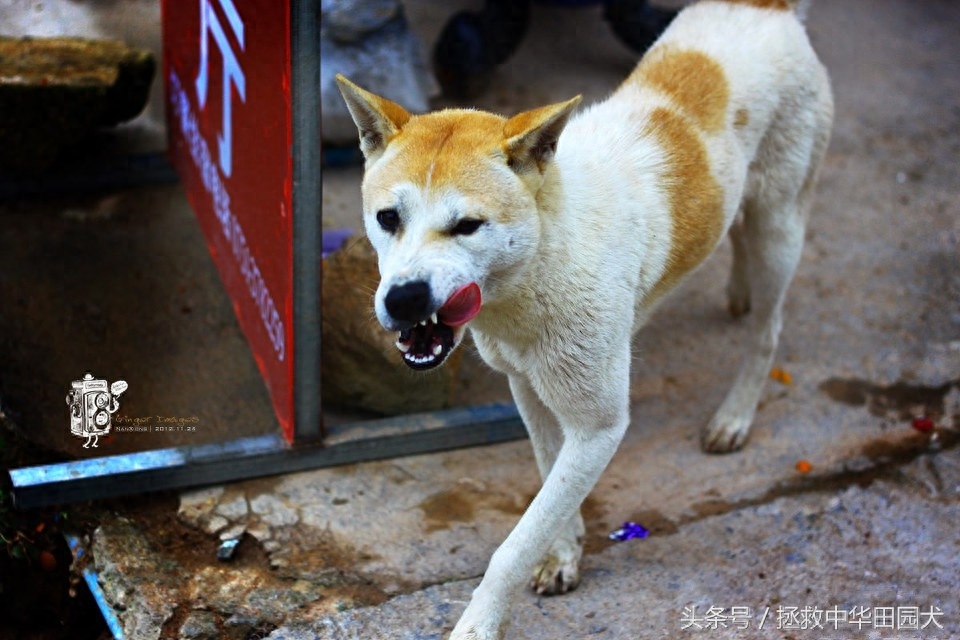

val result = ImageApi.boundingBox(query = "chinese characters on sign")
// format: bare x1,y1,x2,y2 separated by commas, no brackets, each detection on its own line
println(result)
164,0,295,437
195,0,245,177
680,604,945,633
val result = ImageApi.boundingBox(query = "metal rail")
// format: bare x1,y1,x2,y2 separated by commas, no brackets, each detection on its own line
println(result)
10,404,525,509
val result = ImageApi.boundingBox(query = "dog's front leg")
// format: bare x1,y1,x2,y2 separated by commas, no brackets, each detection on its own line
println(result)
508,375,585,595
450,378,629,640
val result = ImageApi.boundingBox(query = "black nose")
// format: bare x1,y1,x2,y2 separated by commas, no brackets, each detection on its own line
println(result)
385,281,432,324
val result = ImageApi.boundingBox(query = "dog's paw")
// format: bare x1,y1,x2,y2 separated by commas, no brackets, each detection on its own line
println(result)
449,592,510,640
530,537,582,595
449,611,507,640
701,416,751,454
449,629,498,640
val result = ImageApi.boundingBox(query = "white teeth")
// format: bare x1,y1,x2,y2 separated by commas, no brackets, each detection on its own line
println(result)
419,319,427,326
432,344,443,356
430,313,438,325
395,339,410,353
404,353,438,365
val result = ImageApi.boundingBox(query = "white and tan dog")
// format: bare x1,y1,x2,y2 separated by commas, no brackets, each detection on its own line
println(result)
336,0,832,636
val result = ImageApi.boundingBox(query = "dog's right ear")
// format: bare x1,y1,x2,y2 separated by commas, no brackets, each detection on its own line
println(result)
503,95,582,174
335,74,411,161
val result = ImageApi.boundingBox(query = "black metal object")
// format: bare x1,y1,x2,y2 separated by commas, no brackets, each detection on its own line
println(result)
604,0,678,55
291,0,324,441
433,0,678,101
10,404,526,510
434,0,531,99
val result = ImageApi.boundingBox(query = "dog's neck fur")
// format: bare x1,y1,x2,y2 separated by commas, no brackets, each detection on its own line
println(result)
471,101,670,350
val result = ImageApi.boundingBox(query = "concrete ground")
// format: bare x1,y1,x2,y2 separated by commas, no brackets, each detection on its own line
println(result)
2,0,959,639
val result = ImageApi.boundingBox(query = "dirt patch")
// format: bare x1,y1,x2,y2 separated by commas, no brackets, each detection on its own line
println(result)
98,491,391,636
120,488,378,604
268,526,395,608
417,479,528,533
117,492,270,574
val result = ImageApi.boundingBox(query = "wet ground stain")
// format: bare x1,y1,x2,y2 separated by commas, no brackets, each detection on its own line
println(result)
417,482,623,557
586,376,960,555
413,375,960,560
418,480,527,533
677,422,960,540
819,376,959,420
581,427,959,559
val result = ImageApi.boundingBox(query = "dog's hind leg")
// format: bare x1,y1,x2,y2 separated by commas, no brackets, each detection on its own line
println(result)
725,213,752,318
703,137,829,453
702,191,805,453
703,77,831,454
509,376,585,595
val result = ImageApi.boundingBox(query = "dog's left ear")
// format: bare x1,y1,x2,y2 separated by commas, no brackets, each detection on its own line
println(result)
503,95,582,173
335,74,411,161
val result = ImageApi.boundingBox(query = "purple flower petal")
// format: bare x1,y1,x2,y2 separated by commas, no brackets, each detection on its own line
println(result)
609,521,650,541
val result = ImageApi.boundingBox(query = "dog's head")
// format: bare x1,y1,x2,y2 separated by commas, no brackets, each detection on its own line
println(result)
336,75,581,371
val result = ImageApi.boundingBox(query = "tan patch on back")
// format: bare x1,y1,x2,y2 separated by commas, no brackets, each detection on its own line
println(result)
634,47,730,133
734,108,750,127
716,0,791,9
645,108,725,303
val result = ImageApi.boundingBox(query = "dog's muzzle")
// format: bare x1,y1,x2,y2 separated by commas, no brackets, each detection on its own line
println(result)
385,281,482,370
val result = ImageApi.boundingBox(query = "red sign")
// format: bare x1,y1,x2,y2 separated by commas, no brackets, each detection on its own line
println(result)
162,0,295,439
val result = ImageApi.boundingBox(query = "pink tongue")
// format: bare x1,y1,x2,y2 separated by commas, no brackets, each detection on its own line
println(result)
438,283,482,327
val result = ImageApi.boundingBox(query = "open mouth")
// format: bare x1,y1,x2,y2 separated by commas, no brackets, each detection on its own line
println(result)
395,282,481,370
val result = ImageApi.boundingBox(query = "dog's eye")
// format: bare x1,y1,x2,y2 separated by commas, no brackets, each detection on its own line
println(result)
376,208,401,233
450,218,485,236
